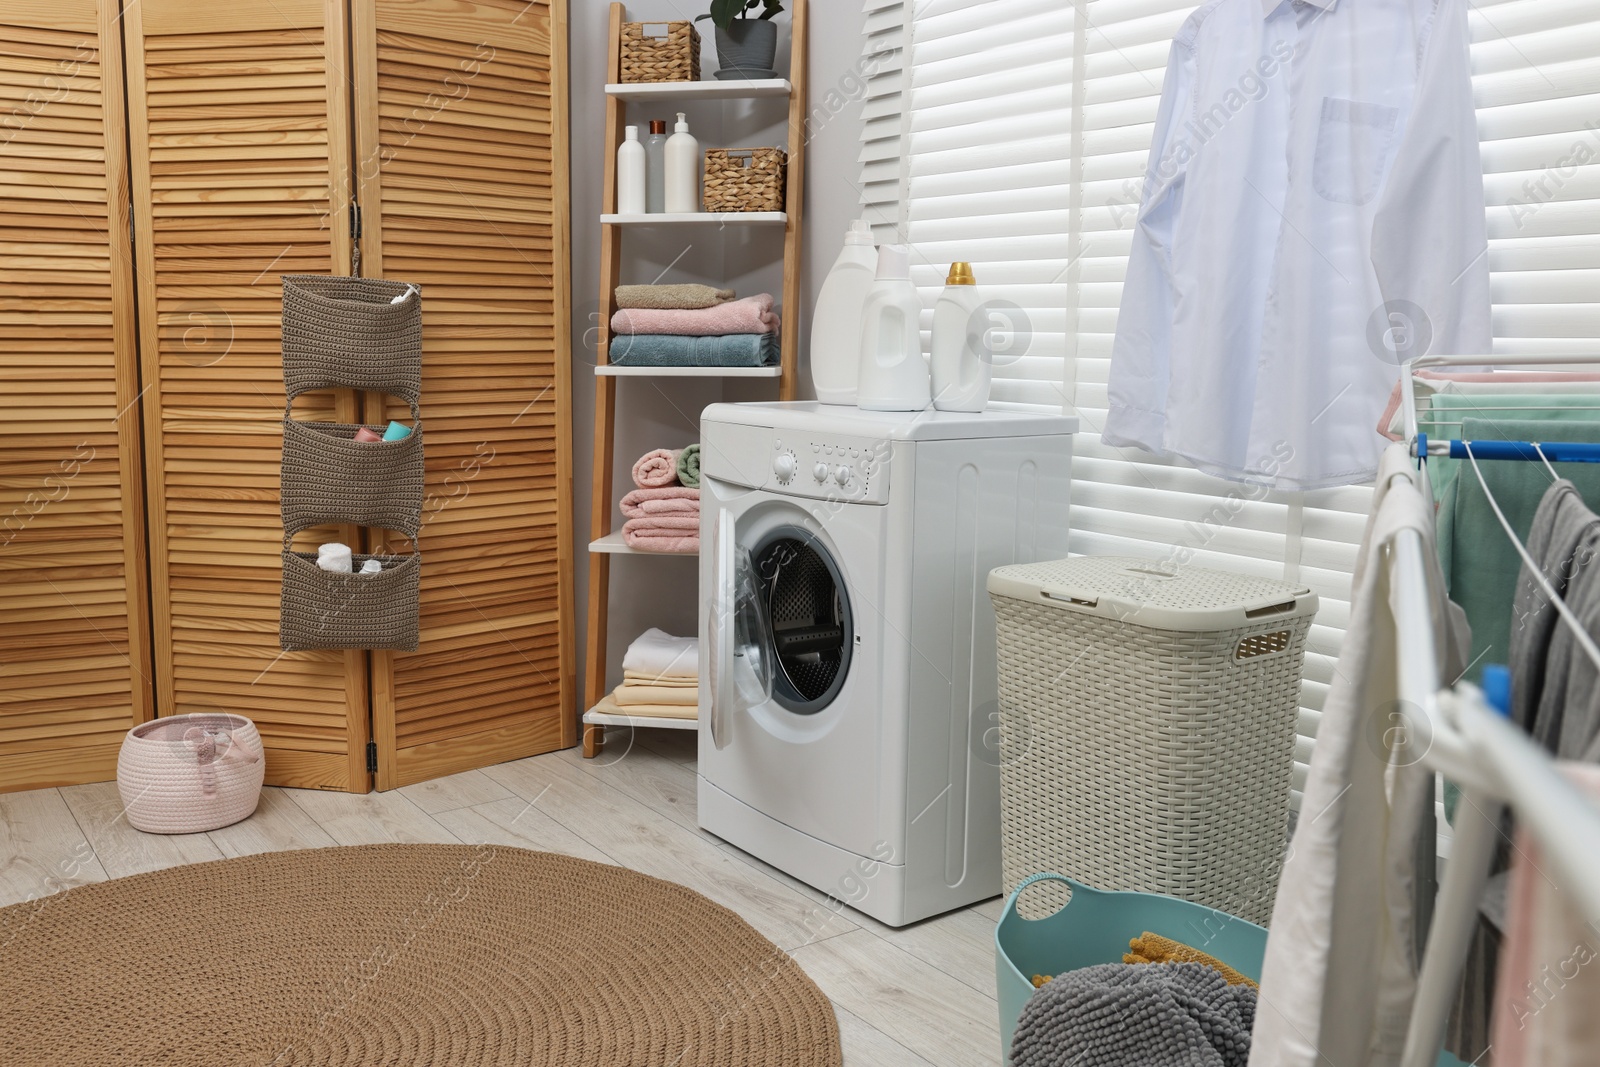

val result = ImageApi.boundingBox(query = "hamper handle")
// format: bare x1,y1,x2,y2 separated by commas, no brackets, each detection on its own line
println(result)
998,873,1089,927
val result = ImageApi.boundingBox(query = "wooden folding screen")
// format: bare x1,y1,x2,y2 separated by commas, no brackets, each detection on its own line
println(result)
353,0,573,788
122,0,371,791
0,0,152,790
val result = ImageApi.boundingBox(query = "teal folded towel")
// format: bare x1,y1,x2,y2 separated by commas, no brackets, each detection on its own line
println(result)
676,444,700,488
609,332,777,368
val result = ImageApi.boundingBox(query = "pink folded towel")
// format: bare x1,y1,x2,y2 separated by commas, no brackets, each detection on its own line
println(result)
623,515,699,554
611,294,780,337
631,448,680,489
621,486,699,519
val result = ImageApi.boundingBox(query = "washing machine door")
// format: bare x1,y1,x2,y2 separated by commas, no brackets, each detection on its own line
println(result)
707,509,774,750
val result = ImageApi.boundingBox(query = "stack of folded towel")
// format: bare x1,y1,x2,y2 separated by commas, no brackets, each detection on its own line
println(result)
609,284,779,369
623,443,701,553
595,627,698,721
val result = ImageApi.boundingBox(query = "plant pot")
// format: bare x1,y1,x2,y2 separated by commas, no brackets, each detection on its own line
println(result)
713,20,778,79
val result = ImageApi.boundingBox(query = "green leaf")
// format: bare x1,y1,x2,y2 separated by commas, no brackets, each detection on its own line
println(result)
707,0,741,28
760,0,783,17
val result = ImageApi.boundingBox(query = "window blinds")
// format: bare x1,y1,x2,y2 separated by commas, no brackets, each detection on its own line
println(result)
858,0,911,242
874,0,1600,813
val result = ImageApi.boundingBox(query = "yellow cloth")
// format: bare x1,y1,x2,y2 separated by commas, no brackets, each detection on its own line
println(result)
591,693,697,721
612,683,698,707
1123,932,1258,989
623,670,696,687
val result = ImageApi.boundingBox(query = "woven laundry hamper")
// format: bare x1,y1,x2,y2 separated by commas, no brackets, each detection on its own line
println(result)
117,714,265,834
987,557,1317,923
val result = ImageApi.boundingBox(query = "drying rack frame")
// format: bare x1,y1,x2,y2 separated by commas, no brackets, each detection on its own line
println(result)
1392,353,1600,1066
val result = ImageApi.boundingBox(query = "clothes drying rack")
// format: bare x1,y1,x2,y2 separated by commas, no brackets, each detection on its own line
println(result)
1392,354,1600,1066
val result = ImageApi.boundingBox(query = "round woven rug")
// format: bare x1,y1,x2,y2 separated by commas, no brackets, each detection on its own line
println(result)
0,843,842,1066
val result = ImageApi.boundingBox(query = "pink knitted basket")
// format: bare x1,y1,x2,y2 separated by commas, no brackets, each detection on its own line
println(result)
117,714,265,834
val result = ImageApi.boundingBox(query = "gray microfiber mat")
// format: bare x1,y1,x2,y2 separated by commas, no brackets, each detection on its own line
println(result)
1011,962,1257,1067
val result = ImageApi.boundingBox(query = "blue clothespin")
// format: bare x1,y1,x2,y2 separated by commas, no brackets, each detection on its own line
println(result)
1415,431,1427,470
1481,664,1512,719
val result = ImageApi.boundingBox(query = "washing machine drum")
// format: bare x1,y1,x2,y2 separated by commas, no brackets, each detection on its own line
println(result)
751,529,853,715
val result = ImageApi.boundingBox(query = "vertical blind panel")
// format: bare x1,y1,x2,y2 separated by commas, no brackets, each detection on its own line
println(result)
859,0,909,239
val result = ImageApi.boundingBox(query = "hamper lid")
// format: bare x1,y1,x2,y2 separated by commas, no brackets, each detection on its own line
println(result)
987,556,1317,632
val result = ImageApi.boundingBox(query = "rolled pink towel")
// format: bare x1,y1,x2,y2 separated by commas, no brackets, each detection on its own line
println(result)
621,486,699,519
611,294,780,337
631,448,679,489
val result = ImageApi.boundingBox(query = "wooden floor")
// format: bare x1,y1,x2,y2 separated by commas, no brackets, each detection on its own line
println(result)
0,727,1004,1066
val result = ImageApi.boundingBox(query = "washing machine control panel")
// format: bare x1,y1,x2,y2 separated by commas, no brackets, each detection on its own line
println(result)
769,433,890,504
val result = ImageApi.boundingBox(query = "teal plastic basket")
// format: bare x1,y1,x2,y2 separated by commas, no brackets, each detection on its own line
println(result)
994,872,1469,1066
995,873,1266,1064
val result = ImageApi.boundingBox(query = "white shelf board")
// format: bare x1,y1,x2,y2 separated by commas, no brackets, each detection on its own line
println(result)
605,79,790,102
583,707,699,731
588,531,698,556
596,364,780,378
601,211,786,226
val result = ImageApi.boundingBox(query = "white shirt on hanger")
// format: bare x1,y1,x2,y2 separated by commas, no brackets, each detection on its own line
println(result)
1103,0,1491,491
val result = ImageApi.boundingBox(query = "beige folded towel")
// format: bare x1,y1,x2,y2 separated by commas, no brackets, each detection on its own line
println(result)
624,670,696,687
614,284,735,310
614,684,698,707
592,692,697,721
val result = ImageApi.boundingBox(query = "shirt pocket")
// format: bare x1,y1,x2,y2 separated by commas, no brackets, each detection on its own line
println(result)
1312,97,1401,206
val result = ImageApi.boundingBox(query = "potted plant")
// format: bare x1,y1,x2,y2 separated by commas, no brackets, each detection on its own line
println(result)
697,0,784,81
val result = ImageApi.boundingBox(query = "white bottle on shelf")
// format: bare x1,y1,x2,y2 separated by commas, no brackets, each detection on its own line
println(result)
664,112,700,213
856,244,929,412
644,119,668,213
809,218,877,405
617,125,646,215
930,262,990,412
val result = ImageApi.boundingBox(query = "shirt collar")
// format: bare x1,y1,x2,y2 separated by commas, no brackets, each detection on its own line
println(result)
1262,0,1335,17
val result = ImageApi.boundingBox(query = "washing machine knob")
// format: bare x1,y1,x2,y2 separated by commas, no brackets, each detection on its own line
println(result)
834,464,854,487
772,452,796,481
813,462,830,483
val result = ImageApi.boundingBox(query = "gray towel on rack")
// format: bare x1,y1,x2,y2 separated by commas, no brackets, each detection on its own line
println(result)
607,332,777,368
1011,963,1256,1067
1511,480,1600,741
1437,417,1600,690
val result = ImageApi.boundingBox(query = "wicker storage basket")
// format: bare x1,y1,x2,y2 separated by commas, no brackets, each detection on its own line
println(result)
620,21,700,83
987,557,1317,924
280,546,422,652
117,713,265,834
280,275,421,403
703,147,786,212
279,414,425,533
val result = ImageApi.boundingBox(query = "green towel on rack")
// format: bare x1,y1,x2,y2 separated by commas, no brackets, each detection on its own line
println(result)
676,444,700,488
1434,408,1600,688
608,332,777,368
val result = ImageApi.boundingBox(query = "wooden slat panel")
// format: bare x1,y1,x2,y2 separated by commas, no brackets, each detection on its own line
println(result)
125,0,370,791
355,0,572,789
0,0,153,793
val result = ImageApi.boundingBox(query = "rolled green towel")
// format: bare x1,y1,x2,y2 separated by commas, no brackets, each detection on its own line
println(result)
676,444,700,488
608,332,777,368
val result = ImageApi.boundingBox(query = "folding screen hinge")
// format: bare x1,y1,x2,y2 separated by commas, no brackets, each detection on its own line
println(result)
350,202,363,276
366,740,378,774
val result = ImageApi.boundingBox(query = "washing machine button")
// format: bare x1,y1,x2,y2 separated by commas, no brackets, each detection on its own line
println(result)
834,464,854,487
813,462,830,483
773,453,797,482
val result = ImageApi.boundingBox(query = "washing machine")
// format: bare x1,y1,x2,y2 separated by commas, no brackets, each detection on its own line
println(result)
697,402,1076,926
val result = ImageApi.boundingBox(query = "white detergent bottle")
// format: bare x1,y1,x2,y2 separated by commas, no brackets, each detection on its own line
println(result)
855,244,929,412
930,262,990,412
617,125,646,214
664,112,700,213
809,219,878,405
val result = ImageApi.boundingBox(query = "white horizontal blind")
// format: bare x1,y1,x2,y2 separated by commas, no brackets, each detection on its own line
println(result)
857,0,911,242
902,0,1070,409
876,0,1600,813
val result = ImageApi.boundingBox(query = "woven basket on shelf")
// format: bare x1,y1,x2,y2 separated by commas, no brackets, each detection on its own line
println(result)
280,544,422,652
280,275,421,403
703,147,786,213
117,713,264,834
620,21,700,83
279,412,425,534
987,557,1318,925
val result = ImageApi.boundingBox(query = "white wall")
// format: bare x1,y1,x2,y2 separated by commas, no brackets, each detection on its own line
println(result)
566,1,870,703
